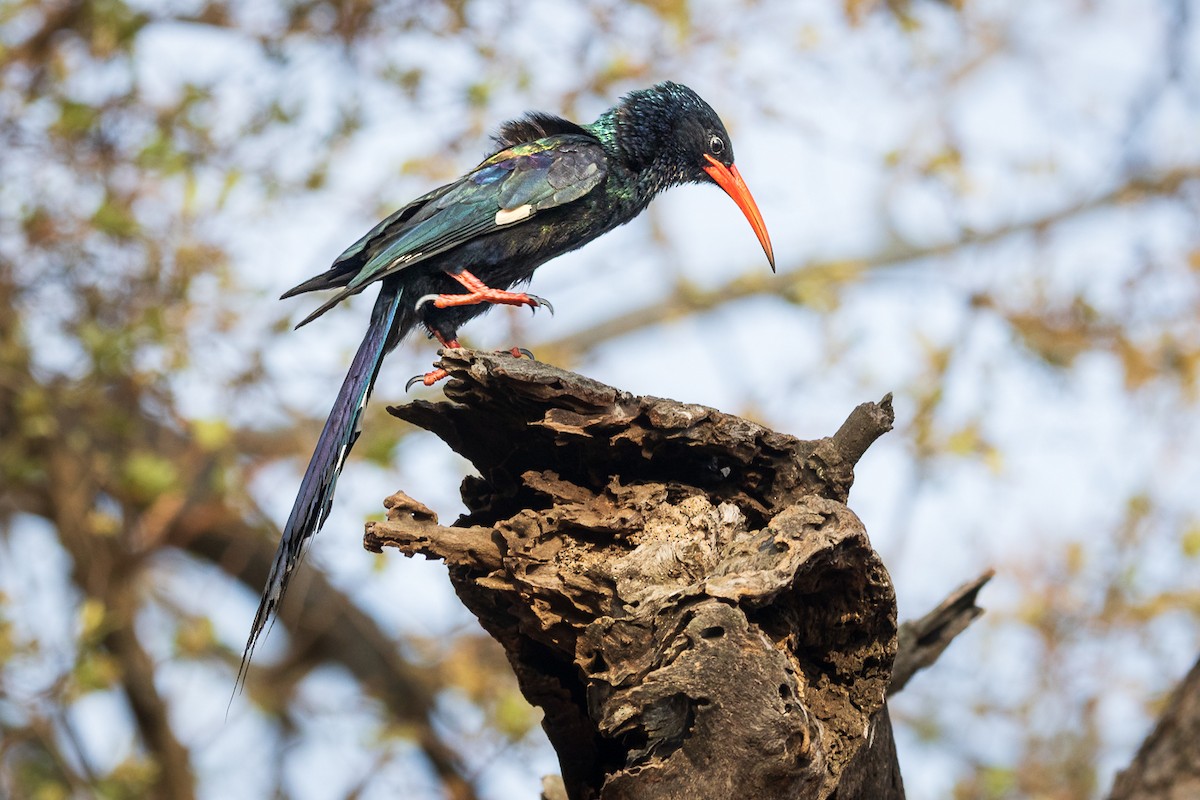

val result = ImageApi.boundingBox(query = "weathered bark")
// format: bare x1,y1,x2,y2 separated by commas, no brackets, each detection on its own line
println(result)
1108,653,1200,800
366,349,907,799
829,705,904,800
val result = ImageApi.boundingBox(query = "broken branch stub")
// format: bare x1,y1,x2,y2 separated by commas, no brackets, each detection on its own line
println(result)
366,350,899,800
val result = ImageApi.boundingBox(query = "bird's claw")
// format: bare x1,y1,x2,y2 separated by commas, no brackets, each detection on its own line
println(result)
526,294,554,315
405,368,448,391
407,347,530,390
415,293,441,311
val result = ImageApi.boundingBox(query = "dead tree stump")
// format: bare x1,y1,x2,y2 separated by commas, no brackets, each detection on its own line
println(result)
365,350,901,799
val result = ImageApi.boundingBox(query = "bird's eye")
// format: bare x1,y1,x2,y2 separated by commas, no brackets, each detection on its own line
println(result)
709,135,725,155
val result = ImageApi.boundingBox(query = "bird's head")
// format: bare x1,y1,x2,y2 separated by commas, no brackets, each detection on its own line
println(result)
614,82,775,271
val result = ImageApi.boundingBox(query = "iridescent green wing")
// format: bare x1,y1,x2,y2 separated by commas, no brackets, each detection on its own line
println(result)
294,134,606,326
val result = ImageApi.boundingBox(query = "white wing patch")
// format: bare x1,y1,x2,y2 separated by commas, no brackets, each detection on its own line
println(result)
495,204,533,226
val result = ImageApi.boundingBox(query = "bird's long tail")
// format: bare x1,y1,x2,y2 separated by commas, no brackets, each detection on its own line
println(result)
235,281,410,695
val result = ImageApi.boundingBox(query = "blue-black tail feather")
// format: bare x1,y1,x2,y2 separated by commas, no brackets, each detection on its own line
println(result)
235,279,412,696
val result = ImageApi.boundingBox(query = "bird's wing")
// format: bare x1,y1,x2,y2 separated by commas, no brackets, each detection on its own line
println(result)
281,185,453,300
291,134,608,327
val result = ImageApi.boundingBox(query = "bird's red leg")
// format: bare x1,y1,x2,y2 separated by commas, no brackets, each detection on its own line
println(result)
408,286,543,390
406,333,460,389
410,341,534,390
416,269,553,314
407,332,532,389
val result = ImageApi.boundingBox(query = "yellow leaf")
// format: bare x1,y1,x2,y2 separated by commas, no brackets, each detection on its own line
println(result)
122,452,180,501
174,617,216,657
983,446,1004,474
32,783,69,800
492,690,539,740
0,609,14,664
946,425,981,456
73,650,121,694
54,100,99,138
191,418,231,451
91,195,140,239
1182,524,1200,558
1064,541,1086,575
79,599,107,640
86,509,121,538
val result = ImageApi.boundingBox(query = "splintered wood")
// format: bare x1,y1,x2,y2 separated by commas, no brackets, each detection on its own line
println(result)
366,349,899,800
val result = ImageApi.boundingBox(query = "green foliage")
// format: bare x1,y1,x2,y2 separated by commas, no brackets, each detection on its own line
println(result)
95,758,161,800
121,452,180,503
173,615,217,658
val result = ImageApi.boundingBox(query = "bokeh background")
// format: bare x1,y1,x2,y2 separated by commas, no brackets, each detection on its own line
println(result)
3,1,1199,798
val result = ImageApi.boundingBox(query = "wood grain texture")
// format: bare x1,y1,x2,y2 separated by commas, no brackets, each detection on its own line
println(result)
368,349,899,799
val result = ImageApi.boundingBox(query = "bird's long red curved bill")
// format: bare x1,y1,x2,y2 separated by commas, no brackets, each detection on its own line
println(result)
702,154,775,272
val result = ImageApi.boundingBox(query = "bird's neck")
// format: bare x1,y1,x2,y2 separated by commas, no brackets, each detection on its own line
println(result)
586,108,684,208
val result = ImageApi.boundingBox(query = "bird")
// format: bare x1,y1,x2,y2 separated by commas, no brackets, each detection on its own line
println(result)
236,81,775,692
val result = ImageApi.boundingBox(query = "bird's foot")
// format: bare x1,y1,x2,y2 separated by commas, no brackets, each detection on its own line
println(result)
416,290,553,314
405,345,535,391
415,269,553,315
406,335,459,391
406,368,448,391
